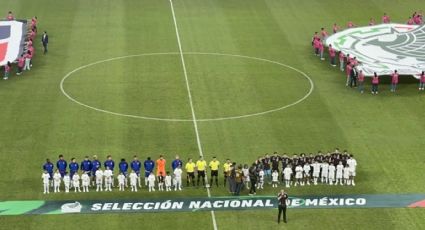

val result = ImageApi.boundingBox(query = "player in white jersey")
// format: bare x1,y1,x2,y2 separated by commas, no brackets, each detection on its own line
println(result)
95,169,104,192
257,169,265,189
294,165,303,186
53,170,61,193
129,171,138,192
242,164,250,189
303,163,311,185
347,155,357,186
283,165,292,188
63,172,70,193
271,170,279,187
117,173,125,191
165,172,172,191
72,173,81,192
335,161,344,185
148,172,156,192
42,171,50,194
158,172,165,191
343,164,350,185
328,163,336,185
103,167,113,191
173,166,183,191
321,162,329,184
81,172,90,192
311,161,321,185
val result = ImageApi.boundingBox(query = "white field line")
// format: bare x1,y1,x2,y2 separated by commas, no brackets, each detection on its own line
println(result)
168,1,218,230
59,52,314,122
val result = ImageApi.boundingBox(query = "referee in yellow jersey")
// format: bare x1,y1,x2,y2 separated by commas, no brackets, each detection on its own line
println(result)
196,156,207,187
223,159,232,188
185,158,195,187
209,157,220,187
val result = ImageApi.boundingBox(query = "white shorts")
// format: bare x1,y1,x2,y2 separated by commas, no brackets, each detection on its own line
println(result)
313,172,320,177
349,171,356,176
336,174,342,179
284,176,291,180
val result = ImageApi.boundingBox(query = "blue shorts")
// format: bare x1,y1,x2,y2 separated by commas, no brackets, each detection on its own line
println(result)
59,170,65,177
48,172,53,180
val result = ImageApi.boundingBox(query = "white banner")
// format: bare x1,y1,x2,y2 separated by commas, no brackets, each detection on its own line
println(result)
0,20,26,66
326,23,425,78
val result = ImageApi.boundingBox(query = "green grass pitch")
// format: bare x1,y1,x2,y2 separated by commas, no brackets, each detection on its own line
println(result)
1,0,425,229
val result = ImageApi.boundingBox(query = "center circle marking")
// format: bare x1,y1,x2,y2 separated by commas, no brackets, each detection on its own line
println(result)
60,52,314,122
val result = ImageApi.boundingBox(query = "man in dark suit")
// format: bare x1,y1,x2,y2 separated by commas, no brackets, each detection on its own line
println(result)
277,189,288,223
41,31,49,54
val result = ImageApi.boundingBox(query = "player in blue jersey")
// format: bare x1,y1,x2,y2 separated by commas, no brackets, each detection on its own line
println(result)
171,155,183,171
69,158,79,179
104,155,115,186
119,158,129,187
131,155,142,188
80,156,92,177
91,155,101,186
56,154,67,177
43,159,54,187
144,157,155,186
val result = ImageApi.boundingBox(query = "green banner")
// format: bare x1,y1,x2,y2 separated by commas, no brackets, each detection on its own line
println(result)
1,194,425,216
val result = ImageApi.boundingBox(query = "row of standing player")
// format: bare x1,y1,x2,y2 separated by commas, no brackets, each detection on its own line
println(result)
312,12,425,94
242,150,357,192
3,11,45,80
41,168,180,194
42,154,222,193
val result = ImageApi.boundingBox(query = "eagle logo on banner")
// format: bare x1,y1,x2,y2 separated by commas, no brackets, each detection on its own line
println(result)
326,24,425,77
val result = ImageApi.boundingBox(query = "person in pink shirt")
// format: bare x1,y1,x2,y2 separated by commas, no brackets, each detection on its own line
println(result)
27,38,33,48
31,16,38,32
328,44,336,66
407,17,415,25
391,70,399,92
318,42,325,60
419,71,425,90
3,61,11,80
369,18,376,26
414,14,423,25
313,38,321,56
350,57,358,67
321,27,329,41
382,13,390,23
371,72,379,94
332,23,340,34
346,63,352,86
29,29,36,41
6,11,14,21
358,70,365,93
312,32,319,53
339,51,345,71
347,21,355,28
16,54,25,75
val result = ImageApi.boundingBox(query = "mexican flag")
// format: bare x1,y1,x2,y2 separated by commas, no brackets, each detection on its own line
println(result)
0,20,27,66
